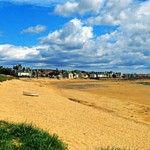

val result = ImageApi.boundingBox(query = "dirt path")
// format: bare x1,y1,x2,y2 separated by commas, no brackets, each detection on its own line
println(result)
0,79,150,150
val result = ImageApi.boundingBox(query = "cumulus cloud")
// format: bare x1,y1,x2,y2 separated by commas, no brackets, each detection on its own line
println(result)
94,30,150,70
54,2,78,17
54,0,149,27
78,0,104,14
37,18,95,68
54,0,104,16
21,25,46,34
40,18,93,49
0,44,39,61
86,0,133,25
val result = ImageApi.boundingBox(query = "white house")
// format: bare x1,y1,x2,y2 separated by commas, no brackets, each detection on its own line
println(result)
17,71,31,77
97,73,108,78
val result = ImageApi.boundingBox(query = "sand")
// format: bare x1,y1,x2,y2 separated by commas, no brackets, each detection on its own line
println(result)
0,78,150,150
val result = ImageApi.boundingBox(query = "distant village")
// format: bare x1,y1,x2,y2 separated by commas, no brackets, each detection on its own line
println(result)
0,64,150,79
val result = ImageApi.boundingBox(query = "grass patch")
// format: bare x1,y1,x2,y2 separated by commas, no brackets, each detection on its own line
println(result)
97,146,128,150
0,74,14,82
137,82,150,86
0,120,68,150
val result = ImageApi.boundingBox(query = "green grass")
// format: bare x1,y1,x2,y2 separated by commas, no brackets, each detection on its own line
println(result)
137,82,150,86
0,74,14,82
97,146,128,150
0,120,68,150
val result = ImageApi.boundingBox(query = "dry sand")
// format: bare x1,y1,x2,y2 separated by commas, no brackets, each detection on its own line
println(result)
0,78,150,150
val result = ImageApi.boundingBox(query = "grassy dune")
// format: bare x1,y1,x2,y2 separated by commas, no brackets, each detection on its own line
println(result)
0,74,15,82
0,120,68,150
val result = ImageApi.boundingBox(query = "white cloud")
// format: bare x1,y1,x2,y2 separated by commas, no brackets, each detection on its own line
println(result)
21,25,46,34
137,0,150,16
54,2,78,17
40,18,93,49
54,0,149,27
37,18,97,68
87,0,133,25
54,0,104,16
78,0,104,14
0,44,39,60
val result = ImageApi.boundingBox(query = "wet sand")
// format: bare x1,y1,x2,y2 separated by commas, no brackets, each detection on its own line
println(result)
56,79,150,124
0,78,150,150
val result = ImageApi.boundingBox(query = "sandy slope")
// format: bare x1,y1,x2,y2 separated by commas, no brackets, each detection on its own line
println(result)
0,79,150,150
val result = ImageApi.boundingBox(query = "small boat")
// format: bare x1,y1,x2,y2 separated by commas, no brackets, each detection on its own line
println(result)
23,91,39,97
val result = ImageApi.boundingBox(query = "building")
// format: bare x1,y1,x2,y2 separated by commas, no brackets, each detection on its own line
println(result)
17,71,31,77
62,72,74,79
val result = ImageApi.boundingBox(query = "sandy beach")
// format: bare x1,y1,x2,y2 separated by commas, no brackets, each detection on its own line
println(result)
0,78,150,150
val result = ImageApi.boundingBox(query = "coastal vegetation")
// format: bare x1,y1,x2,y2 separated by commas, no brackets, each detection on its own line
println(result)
0,74,14,82
98,147,128,150
0,120,68,150
137,82,150,86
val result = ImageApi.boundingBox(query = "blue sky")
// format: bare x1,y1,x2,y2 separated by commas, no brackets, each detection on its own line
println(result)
0,0,150,73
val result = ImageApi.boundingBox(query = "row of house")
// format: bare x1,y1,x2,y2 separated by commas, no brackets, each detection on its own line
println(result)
49,71,122,79
15,69,121,79
19,70,150,80
1,65,149,79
